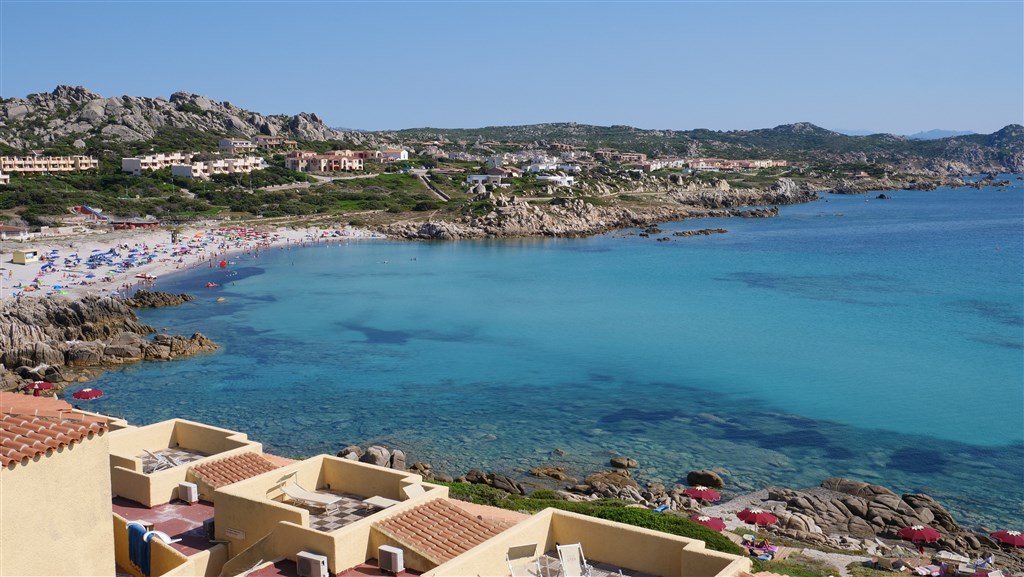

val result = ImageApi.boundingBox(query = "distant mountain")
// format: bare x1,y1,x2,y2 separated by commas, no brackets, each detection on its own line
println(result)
907,129,976,140
0,85,375,152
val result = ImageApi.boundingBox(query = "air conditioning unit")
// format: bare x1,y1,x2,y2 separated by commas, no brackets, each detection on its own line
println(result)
178,481,199,504
378,545,405,575
296,551,328,577
202,518,215,541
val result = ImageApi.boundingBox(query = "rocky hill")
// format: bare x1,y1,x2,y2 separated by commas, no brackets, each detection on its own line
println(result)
0,85,374,151
386,122,1024,175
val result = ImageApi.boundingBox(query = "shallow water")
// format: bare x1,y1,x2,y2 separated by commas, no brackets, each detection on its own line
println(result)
84,178,1024,529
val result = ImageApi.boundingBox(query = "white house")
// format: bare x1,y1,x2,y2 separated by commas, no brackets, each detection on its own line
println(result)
536,175,575,187
525,163,558,173
0,170,9,185
380,149,409,162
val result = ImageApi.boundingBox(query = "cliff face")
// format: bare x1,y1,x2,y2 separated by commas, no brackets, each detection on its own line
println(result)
0,293,216,389
0,85,373,149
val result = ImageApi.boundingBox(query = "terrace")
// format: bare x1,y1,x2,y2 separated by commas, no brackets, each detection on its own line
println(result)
215,455,444,577
108,419,263,507
424,508,751,577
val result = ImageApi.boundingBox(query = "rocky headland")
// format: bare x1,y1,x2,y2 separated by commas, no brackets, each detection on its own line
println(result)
0,291,217,391
382,178,813,240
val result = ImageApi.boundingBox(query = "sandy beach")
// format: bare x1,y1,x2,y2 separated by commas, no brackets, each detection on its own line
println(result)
1,223,384,300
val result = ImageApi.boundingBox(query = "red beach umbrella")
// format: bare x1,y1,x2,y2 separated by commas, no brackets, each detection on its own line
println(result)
690,515,727,531
898,525,941,544
991,530,1024,547
27,381,54,396
72,388,103,400
684,486,722,502
737,508,778,527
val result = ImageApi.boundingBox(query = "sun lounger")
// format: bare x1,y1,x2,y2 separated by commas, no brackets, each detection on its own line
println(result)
506,544,541,577
557,543,593,577
401,483,427,500
143,449,180,473
279,481,344,511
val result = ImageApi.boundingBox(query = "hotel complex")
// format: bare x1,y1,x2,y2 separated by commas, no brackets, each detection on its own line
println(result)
0,391,751,577
122,152,195,176
170,156,268,180
0,155,99,174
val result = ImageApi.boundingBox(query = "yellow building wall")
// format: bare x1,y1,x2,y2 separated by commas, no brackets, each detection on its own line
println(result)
426,509,752,577
109,419,262,507
214,456,449,576
0,433,115,577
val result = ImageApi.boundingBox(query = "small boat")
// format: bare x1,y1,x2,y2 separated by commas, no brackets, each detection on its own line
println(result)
135,273,157,280
206,282,219,288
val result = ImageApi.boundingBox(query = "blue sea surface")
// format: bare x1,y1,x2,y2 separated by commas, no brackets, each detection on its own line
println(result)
84,179,1024,529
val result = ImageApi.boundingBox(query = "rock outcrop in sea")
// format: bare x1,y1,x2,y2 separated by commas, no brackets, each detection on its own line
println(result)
0,293,217,390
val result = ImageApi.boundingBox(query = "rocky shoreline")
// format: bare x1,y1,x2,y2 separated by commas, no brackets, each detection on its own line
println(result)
375,173,1004,241
339,444,1024,573
0,290,217,392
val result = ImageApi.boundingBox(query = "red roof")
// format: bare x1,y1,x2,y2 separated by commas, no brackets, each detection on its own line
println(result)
189,452,280,488
373,499,509,565
0,392,108,468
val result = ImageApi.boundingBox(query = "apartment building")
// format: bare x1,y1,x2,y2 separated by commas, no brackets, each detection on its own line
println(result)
688,158,787,171
0,392,116,576
593,149,648,163
250,135,298,151
170,156,267,180
0,391,752,577
218,138,258,154
285,150,364,172
122,152,195,175
0,155,99,174
0,170,9,185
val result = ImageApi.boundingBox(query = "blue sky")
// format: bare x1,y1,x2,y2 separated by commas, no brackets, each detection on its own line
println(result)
2,1,1021,133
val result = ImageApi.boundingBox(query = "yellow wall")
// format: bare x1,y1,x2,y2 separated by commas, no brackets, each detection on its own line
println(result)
214,455,446,576
109,419,262,508
113,513,227,577
425,509,751,577
1,432,115,577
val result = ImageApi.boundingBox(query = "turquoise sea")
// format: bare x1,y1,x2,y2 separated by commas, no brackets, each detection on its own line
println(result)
83,178,1024,529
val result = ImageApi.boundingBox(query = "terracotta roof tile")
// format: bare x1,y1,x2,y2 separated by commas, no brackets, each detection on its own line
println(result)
373,499,506,565
189,452,280,488
0,392,109,468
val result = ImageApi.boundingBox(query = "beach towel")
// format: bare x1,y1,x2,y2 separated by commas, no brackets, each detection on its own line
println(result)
128,522,151,577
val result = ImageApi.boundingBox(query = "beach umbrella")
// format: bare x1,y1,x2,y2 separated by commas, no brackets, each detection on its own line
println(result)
690,515,726,531
684,486,722,502
737,508,778,527
899,525,941,544
27,381,53,396
72,388,103,400
991,530,1024,547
